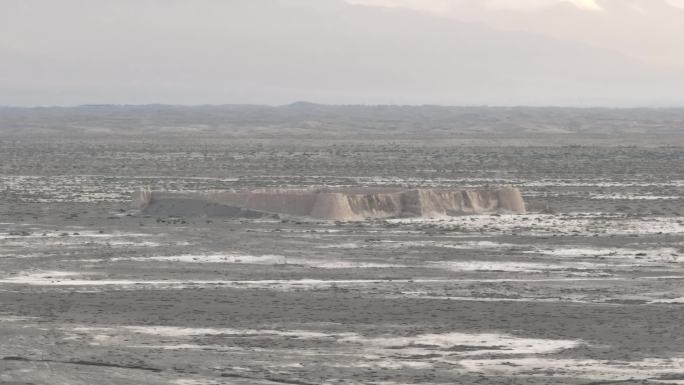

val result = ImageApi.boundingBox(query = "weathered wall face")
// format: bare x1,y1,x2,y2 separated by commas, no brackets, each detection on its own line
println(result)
134,187,526,220
495,187,527,214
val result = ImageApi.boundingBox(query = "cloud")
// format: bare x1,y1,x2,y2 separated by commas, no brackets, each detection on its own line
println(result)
665,0,684,8
345,0,603,12
345,0,452,13
484,0,602,11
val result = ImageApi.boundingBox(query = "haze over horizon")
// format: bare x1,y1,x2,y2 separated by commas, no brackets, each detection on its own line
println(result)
2,0,684,107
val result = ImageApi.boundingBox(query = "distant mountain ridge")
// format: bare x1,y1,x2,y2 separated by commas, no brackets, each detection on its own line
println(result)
1,104,684,137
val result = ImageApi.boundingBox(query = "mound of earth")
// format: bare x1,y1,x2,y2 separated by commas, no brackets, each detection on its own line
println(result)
133,187,525,220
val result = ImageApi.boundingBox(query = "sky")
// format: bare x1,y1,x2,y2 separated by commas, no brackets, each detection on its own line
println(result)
1,0,684,107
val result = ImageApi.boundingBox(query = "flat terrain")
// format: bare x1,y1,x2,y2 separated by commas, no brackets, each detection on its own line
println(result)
1,129,683,384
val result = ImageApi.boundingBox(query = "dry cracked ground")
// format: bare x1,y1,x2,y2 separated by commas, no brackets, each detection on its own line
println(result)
0,135,683,385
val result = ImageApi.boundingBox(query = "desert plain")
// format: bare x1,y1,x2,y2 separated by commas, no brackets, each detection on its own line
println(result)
0,105,683,384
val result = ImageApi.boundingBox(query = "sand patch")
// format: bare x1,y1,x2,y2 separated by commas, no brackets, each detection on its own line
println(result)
341,332,580,357
108,253,407,269
430,260,615,273
459,357,684,382
0,271,628,290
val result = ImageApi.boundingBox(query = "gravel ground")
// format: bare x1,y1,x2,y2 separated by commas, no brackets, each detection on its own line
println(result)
0,135,683,385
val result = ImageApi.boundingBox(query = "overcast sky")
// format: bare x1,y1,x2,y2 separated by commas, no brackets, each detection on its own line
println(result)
2,0,684,107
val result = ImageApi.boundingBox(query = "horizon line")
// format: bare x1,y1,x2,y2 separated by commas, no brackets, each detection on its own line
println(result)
3,102,684,110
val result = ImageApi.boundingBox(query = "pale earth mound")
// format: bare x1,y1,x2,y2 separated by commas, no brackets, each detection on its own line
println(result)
133,187,525,220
